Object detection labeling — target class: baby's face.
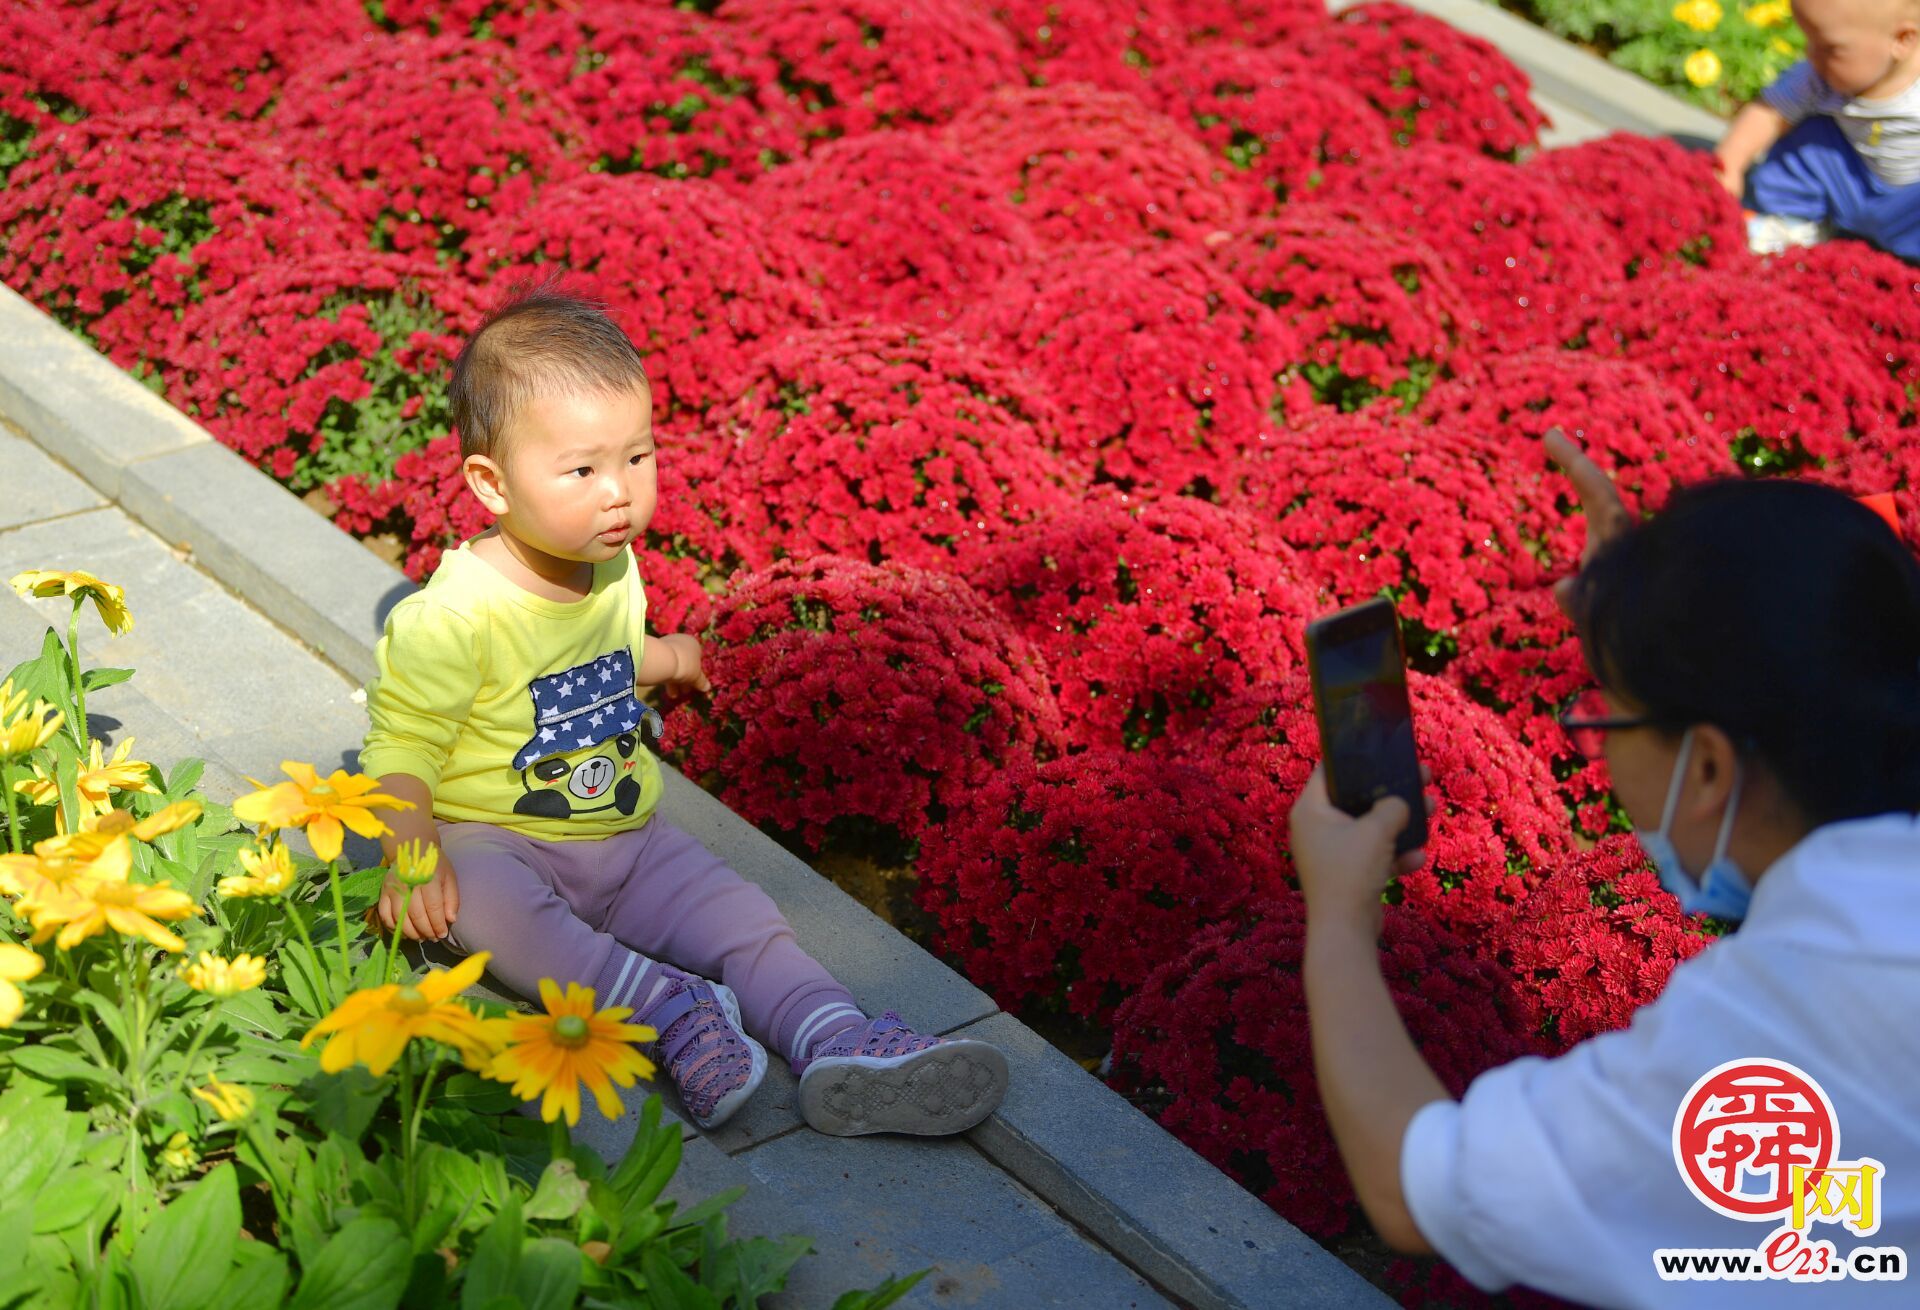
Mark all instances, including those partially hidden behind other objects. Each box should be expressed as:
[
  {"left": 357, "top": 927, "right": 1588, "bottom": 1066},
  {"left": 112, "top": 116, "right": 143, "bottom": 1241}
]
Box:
[
  {"left": 489, "top": 382, "right": 658, "bottom": 566},
  {"left": 1796, "top": 0, "right": 1920, "bottom": 96}
]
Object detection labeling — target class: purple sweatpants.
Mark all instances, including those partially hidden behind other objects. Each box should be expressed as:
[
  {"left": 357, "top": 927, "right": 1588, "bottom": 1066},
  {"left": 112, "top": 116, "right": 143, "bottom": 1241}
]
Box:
[{"left": 438, "top": 815, "right": 863, "bottom": 1066}]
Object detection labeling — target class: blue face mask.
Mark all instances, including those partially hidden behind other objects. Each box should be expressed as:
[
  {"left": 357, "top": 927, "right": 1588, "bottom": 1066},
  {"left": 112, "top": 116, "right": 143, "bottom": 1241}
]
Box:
[{"left": 1635, "top": 726, "right": 1753, "bottom": 921}]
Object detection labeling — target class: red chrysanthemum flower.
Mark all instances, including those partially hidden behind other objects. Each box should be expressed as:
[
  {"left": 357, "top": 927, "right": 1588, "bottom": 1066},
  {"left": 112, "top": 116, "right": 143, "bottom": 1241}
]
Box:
[
  {"left": 1527, "top": 133, "right": 1751, "bottom": 278},
  {"left": 942, "top": 82, "right": 1246, "bottom": 247},
  {"left": 982, "top": 0, "right": 1186, "bottom": 91},
  {"left": 1767, "top": 237, "right": 1920, "bottom": 419},
  {"left": 1159, "top": 0, "right": 1325, "bottom": 44},
  {"left": 750, "top": 132, "right": 1040, "bottom": 326}
]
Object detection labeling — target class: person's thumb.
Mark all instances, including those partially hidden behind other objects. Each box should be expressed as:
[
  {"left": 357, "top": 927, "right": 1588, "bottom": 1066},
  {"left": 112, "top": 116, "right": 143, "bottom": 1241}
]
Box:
[{"left": 1365, "top": 795, "right": 1411, "bottom": 844}]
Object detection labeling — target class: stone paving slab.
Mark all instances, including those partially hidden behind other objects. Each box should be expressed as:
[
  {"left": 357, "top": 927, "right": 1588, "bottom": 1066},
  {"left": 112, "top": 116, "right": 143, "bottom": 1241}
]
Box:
[{"left": 0, "top": 425, "right": 103, "bottom": 532}]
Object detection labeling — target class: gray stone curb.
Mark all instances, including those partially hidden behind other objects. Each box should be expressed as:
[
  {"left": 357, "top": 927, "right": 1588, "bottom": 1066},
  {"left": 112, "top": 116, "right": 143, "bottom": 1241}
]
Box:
[
  {"left": 0, "top": 281, "right": 1383, "bottom": 1307},
  {"left": 1333, "top": 0, "right": 1728, "bottom": 145}
]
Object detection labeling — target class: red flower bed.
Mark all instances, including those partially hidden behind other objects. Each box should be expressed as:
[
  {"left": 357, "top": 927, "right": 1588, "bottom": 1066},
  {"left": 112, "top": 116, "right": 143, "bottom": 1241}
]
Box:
[
  {"left": 941, "top": 82, "right": 1245, "bottom": 247},
  {"left": 465, "top": 173, "right": 825, "bottom": 422},
  {"left": 1142, "top": 46, "right": 1392, "bottom": 209},
  {"left": 1184, "top": 670, "right": 1574, "bottom": 881},
  {"left": 1528, "top": 134, "right": 1750, "bottom": 277},
  {"left": 1398, "top": 835, "right": 1719, "bottom": 1050},
  {"left": 1213, "top": 206, "right": 1472, "bottom": 412},
  {"left": 0, "top": 106, "right": 354, "bottom": 364},
  {"left": 915, "top": 749, "right": 1288, "bottom": 1023},
  {"left": 272, "top": 32, "right": 586, "bottom": 254},
  {"left": 1161, "top": 0, "right": 1325, "bottom": 44},
  {"left": 962, "top": 494, "right": 1321, "bottom": 750},
  {"left": 960, "top": 242, "right": 1305, "bottom": 494},
  {"left": 157, "top": 253, "right": 481, "bottom": 489},
  {"left": 1582, "top": 266, "right": 1903, "bottom": 470},
  {"left": 661, "top": 555, "right": 1066, "bottom": 856},
  {"left": 982, "top": 0, "right": 1186, "bottom": 90},
  {"left": 1812, "top": 425, "right": 1920, "bottom": 548},
  {"left": 712, "top": 324, "right": 1084, "bottom": 573},
  {"left": 750, "top": 132, "right": 1040, "bottom": 326},
  {"left": 723, "top": 0, "right": 1022, "bottom": 140},
  {"left": 78, "top": 0, "right": 372, "bottom": 120},
  {"left": 1109, "top": 892, "right": 1541, "bottom": 1237},
  {"left": 1321, "top": 144, "right": 1623, "bottom": 351},
  {"left": 1293, "top": 3, "right": 1545, "bottom": 158},
  {"left": 1224, "top": 412, "right": 1580, "bottom": 645},
  {"left": 509, "top": 0, "right": 801, "bottom": 188},
  {"left": 1767, "top": 239, "right": 1920, "bottom": 415},
  {"left": 1, "top": 1, "right": 133, "bottom": 174}
]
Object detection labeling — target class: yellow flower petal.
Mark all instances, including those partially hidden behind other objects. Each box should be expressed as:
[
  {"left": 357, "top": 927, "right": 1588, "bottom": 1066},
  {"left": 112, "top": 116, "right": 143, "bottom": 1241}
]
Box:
[
  {"left": 0, "top": 943, "right": 46, "bottom": 983},
  {"left": 1685, "top": 48, "right": 1724, "bottom": 86},
  {"left": 9, "top": 570, "right": 132, "bottom": 635}
]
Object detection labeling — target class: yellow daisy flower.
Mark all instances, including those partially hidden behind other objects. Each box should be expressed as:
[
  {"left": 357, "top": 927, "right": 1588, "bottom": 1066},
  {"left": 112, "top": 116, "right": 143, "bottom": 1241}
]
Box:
[
  {"left": 1745, "top": 0, "right": 1791, "bottom": 27},
  {"left": 10, "top": 569, "right": 133, "bottom": 636},
  {"left": 13, "top": 837, "right": 198, "bottom": 953},
  {"left": 0, "top": 682, "right": 63, "bottom": 763},
  {"left": 15, "top": 737, "right": 160, "bottom": 825},
  {"left": 35, "top": 800, "right": 203, "bottom": 861},
  {"left": 301, "top": 952, "right": 497, "bottom": 1077},
  {"left": 181, "top": 951, "right": 267, "bottom": 997},
  {"left": 217, "top": 839, "right": 298, "bottom": 898},
  {"left": 0, "top": 943, "right": 46, "bottom": 1028},
  {"left": 234, "top": 762, "right": 413, "bottom": 863},
  {"left": 158, "top": 1132, "right": 199, "bottom": 1171},
  {"left": 1686, "top": 48, "right": 1724, "bottom": 86},
  {"left": 392, "top": 838, "right": 440, "bottom": 888},
  {"left": 192, "top": 1078, "right": 255, "bottom": 1123},
  {"left": 487, "top": 979, "right": 657, "bottom": 1126},
  {"left": 1673, "top": 0, "right": 1723, "bottom": 31}
]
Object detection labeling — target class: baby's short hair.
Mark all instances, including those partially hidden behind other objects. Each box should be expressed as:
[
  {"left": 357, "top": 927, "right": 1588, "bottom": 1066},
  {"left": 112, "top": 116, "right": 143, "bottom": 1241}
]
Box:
[{"left": 448, "top": 281, "right": 649, "bottom": 463}]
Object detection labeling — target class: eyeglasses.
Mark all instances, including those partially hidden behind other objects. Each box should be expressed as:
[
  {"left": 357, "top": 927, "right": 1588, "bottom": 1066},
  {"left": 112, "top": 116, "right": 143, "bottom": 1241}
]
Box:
[{"left": 1558, "top": 687, "right": 1652, "bottom": 761}]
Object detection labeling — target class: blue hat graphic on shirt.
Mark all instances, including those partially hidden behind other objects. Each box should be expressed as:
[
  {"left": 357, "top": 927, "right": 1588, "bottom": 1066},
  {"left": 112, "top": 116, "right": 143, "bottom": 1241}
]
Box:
[{"left": 514, "top": 650, "right": 662, "bottom": 770}]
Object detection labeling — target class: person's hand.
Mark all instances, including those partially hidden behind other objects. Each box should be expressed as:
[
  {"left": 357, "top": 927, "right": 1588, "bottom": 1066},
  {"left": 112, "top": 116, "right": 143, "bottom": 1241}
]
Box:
[
  {"left": 378, "top": 856, "right": 460, "bottom": 942},
  {"left": 1544, "top": 427, "right": 1632, "bottom": 617},
  {"left": 1290, "top": 765, "right": 1429, "bottom": 930},
  {"left": 1713, "top": 154, "right": 1746, "bottom": 199},
  {"left": 662, "top": 633, "right": 712, "bottom": 694}
]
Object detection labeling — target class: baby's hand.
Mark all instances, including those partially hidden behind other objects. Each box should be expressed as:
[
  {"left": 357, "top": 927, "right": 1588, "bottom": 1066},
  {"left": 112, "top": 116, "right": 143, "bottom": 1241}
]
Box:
[
  {"left": 379, "top": 856, "right": 460, "bottom": 942},
  {"left": 664, "top": 633, "right": 712, "bottom": 694}
]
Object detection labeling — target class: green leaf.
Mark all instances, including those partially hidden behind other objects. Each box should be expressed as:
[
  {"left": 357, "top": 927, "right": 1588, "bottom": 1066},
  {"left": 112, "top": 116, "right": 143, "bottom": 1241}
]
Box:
[
  {"left": 128, "top": 1162, "right": 240, "bottom": 1310},
  {"left": 299, "top": 1065, "right": 389, "bottom": 1144},
  {"left": 831, "top": 1269, "right": 933, "bottom": 1310},
  {"left": 286, "top": 1216, "right": 410, "bottom": 1310},
  {"left": 640, "top": 1244, "right": 721, "bottom": 1310},
  {"left": 80, "top": 667, "right": 133, "bottom": 693},
  {"left": 210, "top": 1242, "right": 289, "bottom": 1306},
  {"left": 6, "top": 1044, "right": 118, "bottom": 1092},
  {"left": 704, "top": 1233, "right": 810, "bottom": 1306},
  {"left": 3, "top": 628, "right": 75, "bottom": 715},
  {"left": 279, "top": 937, "right": 333, "bottom": 1018},
  {"left": 461, "top": 1194, "right": 524, "bottom": 1310},
  {"left": 31, "top": 1167, "right": 116, "bottom": 1235},
  {"left": 69, "top": 987, "right": 135, "bottom": 1055},
  {"left": 525, "top": 1159, "right": 590, "bottom": 1222},
  {"left": 512, "top": 1239, "right": 583, "bottom": 1310},
  {"left": 0, "top": 1088, "right": 72, "bottom": 1197}
]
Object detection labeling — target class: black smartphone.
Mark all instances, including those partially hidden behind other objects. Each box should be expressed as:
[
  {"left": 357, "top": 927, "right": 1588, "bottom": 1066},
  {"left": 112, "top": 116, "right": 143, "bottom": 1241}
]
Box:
[{"left": 1305, "top": 597, "right": 1427, "bottom": 855}]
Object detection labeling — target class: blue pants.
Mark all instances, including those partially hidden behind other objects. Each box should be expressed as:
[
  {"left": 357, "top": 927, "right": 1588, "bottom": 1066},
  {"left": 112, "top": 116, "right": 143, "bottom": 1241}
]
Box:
[{"left": 1748, "top": 116, "right": 1920, "bottom": 261}]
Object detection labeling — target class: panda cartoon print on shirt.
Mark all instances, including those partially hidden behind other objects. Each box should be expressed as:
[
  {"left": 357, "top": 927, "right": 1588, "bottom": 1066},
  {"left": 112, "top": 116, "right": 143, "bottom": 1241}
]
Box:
[{"left": 511, "top": 648, "right": 664, "bottom": 821}]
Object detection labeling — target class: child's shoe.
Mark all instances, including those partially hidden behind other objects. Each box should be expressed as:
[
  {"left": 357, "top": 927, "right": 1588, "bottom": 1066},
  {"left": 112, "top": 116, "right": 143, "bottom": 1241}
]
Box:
[
  {"left": 794, "top": 1011, "right": 1009, "bottom": 1137},
  {"left": 635, "top": 978, "right": 767, "bottom": 1131},
  {"left": 1747, "top": 211, "right": 1833, "bottom": 255}
]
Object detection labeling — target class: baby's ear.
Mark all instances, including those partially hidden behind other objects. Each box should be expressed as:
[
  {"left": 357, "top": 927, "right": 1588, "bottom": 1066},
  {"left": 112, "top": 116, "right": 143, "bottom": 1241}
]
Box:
[{"left": 462, "top": 453, "right": 510, "bottom": 514}]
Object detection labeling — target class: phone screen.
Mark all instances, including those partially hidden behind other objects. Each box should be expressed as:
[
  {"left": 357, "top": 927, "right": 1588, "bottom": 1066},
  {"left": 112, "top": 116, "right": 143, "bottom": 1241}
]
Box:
[{"left": 1307, "top": 601, "right": 1427, "bottom": 854}]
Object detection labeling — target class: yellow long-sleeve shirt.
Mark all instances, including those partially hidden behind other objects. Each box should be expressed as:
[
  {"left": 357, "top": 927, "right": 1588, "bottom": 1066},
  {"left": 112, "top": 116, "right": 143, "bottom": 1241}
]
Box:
[{"left": 359, "top": 541, "right": 663, "bottom": 841}]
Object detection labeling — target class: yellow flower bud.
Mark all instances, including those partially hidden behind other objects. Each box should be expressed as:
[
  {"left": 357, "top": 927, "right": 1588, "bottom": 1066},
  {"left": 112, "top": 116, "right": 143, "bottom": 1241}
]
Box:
[
  {"left": 219, "top": 840, "right": 297, "bottom": 898},
  {"left": 159, "top": 1132, "right": 199, "bottom": 1171},
  {"left": 392, "top": 838, "right": 440, "bottom": 888},
  {"left": 191, "top": 1078, "right": 255, "bottom": 1124},
  {"left": 181, "top": 951, "right": 267, "bottom": 998},
  {"left": 1686, "top": 48, "right": 1725, "bottom": 87}
]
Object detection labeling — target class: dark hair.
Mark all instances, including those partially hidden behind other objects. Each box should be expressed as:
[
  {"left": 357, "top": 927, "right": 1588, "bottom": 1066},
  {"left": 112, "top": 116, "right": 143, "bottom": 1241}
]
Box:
[
  {"left": 448, "top": 281, "right": 648, "bottom": 463},
  {"left": 1572, "top": 477, "right": 1920, "bottom": 827}
]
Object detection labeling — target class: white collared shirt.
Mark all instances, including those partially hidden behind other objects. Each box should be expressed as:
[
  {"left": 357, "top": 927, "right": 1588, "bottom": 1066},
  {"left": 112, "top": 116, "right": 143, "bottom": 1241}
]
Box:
[{"left": 1401, "top": 812, "right": 1920, "bottom": 1307}]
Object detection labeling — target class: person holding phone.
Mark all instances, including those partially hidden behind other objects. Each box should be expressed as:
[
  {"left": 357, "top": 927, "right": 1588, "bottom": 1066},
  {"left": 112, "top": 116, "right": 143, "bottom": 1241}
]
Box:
[{"left": 1292, "top": 431, "right": 1920, "bottom": 1306}]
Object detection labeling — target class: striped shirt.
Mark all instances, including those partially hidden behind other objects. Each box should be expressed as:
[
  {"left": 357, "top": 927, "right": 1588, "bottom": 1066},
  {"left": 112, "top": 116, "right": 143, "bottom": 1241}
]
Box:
[{"left": 1763, "top": 60, "right": 1920, "bottom": 187}]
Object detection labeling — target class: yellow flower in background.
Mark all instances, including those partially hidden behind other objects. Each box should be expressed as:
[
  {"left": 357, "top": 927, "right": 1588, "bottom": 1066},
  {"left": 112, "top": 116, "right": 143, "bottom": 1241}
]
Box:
[
  {"left": 487, "top": 979, "right": 657, "bottom": 1126},
  {"left": 159, "top": 1132, "right": 198, "bottom": 1171},
  {"left": 218, "top": 839, "right": 298, "bottom": 898},
  {"left": 234, "top": 762, "right": 413, "bottom": 863},
  {"left": 0, "top": 682, "right": 63, "bottom": 763},
  {"left": 301, "top": 952, "right": 497, "bottom": 1076},
  {"left": 14, "top": 738, "right": 159, "bottom": 825},
  {"left": 13, "top": 837, "right": 198, "bottom": 953},
  {"left": 392, "top": 839, "right": 439, "bottom": 888},
  {"left": 1686, "top": 48, "right": 1725, "bottom": 86},
  {"left": 3, "top": 827, "right": 130, "bottom": 899},
  {"left": 1673, "top": 0, "right": 1724, "bottom": 31},
  {"left": 191, "top": 1078, "right": 255, "bottom": 1123},
  {"left": 1746, "top": 0, "right": 1792, "bottom": 26},
  {"left": 0, "top": 943, "right": 46, "bottom": 1027},
  {"left": 182, "top": 951, "right": 267, "bottom": 997},
  {"left": 9, "top": 569, "right": 133, "bottom": 635},
  {"left": 36, "top": 800, "right": 203, "bottom": 861},
  {"left": 1772, "top": 35, "right": 1796, "bottom": 54}
]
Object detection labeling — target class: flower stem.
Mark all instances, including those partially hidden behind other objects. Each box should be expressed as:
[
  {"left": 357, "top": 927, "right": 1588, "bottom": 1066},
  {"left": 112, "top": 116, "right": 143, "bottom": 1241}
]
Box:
[
  {"left": 66, "top": 600, "right": 86, "bottom": 747},
  {"left": 549, "top": 1116, "right": 571, "bottom": 1166},
  {"left": 327, "top": 859, "right": 352, "bottom": 1000},
  {"left": 398, "top": 1054, "right": 416, "bottom": 1225},
  {"left": 0, "top": 757, "right": 21, "bottom": 856},
  {"left": 384, "top": 885, "right": 415, "bottom": 986},
  {"left": 164, "top": 1004, "right": 222, "bottom": 1104}
]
